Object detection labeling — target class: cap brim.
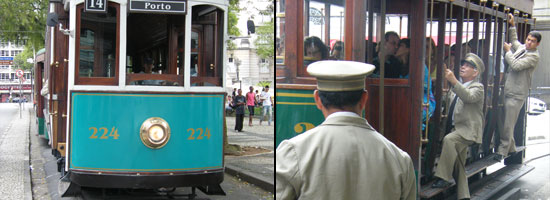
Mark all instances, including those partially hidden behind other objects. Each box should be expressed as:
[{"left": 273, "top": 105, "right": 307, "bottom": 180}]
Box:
[{"left": 461, "top": 59, "right": 477, "bottom": 69}]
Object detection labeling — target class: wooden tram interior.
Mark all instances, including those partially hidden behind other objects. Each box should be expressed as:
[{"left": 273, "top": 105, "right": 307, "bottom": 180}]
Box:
[{"left": 276, "top": 0, "right": 536, "bottom": 198}]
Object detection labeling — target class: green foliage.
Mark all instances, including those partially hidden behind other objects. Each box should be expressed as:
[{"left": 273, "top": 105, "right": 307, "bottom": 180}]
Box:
[
  {"left": 13, "top": 48, "right": 34, "bottom": 71},
  {"left": 253, "top": 2, "right": 274, "bottom": 61},
  {"left": 0, "top": 0, "right": 48, "bottom": 50},
  {"left": 227, "top": 0, "right": 241, "bottom": 50}
]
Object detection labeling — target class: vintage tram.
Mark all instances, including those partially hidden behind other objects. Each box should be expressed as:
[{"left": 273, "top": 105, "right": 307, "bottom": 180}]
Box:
[
  {"left": 34, "top": 0, "right": 228, "bottom": 196},
  {"left": 276, "top": 0, "right": 536, "bottom": 199}
]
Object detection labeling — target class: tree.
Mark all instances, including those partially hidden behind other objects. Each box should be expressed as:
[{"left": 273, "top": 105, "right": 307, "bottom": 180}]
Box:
[
  {"left": 13, "top": 48, "right": 34, "bottom": 71},
  {"left": 0, "top": 0, "right": 48, "bottom": 50},
  {"left": 253, "top": 2, "right": 274, "bottom": 62},
  {"left": 227, "top": 0, "right": 242, "bottom": 50}
]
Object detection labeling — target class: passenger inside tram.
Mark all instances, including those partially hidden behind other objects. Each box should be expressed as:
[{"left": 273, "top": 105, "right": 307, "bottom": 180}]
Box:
[
  {"left": 130, "top": 57, "right": 165, "bottom": 86},
  {"left": 304, "top": 36, "right": 329, "bottom": 65},
  {"left": 371, "top": 31, "right": 402, "bottom": 78},
  {"left": 426, "top": 37, "right": 438, "bottom": 79},
  {"left": 395, "top": 38, "right": 436, "bottom": 127},
  {"left": 329, "top": 40, "right": 344, "bottom": 60}
]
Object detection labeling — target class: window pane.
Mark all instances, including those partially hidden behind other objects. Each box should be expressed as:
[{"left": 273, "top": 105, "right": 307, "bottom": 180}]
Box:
[
  {"left": 191, "top": 5, "right": 224, "bottom": 86},
  {"left": 79, "top": 6, "right": 117, "bottom": 78},
  {"left": 303, "top": 0, "right": 345, "bottom": 72}
]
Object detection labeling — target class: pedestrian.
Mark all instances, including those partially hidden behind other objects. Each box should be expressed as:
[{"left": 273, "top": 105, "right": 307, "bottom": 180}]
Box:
[
  {"left": 259, "top": 86, "right": 273, "bottom": 126},
  {"left": 276, "top": 61, "right": 416, "bottom": 200},
  {"left": 232, "top": 88, "right": 237, "bottom": 98},
  {"left": 233, "top": 89, "right": 246, "bottom": 132},
  {"left": 431, "top": 53, "right": 485, "bottom": 200},
  {"left": 496, "top": 13, "right": 541, "bottom": 161},
  {"left": 246, "top": 86, "right": 256, "bottom": 126}
]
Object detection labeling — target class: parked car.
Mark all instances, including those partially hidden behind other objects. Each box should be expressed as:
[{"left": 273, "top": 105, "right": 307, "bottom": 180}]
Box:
[{"left": 527, "top": 97, "right": 546, "bottom": 115}]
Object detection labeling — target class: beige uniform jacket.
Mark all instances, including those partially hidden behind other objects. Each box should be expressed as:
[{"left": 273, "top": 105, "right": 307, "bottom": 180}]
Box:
[
  {"left": 447, "top": 81, "right": 484, "bottom": 143},
  {"left": 503, "top": 27, "right": 539, "bottom": 99},
  {"left": 276, "top": 115, "right": 416, "bottom": 200}
]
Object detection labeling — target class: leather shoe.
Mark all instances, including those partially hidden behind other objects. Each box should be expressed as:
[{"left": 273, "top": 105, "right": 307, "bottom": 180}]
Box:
[
  {"left": 493, "top": 154, "right": 503, "bottom": 162},
  {"left": 431, "top": 178, "right": 452, "bottom": 188}
]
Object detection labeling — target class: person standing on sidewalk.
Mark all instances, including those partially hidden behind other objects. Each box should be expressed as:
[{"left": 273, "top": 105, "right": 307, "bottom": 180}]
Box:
[
  {"left": 259, "top": 86, "right": 273, "bottom": 126},
  {"left": 496, "top": 13, "right": 541, "bottom": 161},
  {"left": 276, "top": 61, "right": 416, "bottom": 200},
  {"left": 233, "top": 89, "right": 246, "bottom": 132},
  {"left": 246, "top": 86, "right": 256, "bottom": 126}
]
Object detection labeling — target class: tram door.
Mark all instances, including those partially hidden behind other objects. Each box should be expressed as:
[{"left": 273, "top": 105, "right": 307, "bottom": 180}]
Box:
[
  {"left": 191, "top": 5, "right": 222, "bottom": 86},
  {"left": 51, "top": 6, "right": 69, "bottom": 154}
]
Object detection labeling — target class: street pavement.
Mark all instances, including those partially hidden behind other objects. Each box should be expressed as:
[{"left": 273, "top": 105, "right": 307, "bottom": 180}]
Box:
[
  {"left": 225, "top": 115, "right": 275, "bottom": 193},
  {"left": 0, "top": 103, "right": 32, "bottom": 200}
]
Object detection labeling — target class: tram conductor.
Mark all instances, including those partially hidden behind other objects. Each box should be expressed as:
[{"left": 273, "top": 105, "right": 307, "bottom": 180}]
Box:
[
  {"left": 275, "top": 61, "right": 416, "bottom": 200},
  {"left": 432, "top": 53, "right": 485, "bottom": 200}
]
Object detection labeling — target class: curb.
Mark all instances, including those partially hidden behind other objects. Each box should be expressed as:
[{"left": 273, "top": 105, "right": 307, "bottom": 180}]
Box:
[
  {"left": 225, "top": 165, "right": 274, "bottom": 193},
  {"left": 24, "top": 108, "right": 33, "bottom": 200}
]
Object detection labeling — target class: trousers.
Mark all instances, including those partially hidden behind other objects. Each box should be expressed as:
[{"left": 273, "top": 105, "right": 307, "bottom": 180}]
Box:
[
  {"left": 434, "top": 132, "right": 474, "bottom": 199},
  {"left": 498, "top": 96, "right": 523, "bottom": 156}
]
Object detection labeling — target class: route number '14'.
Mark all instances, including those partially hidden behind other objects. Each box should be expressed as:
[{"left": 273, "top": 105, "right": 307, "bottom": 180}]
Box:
[{"left": 86, "top": 0, "right": 106, "bottom": 12}]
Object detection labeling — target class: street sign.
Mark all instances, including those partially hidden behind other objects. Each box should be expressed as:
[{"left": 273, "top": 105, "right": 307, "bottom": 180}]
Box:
[
  {"left": 16, "top": 69, "right": 24, "bottom": 78},
  {"left": 0, "top": 60, "right": 13, "bottom": 65}
]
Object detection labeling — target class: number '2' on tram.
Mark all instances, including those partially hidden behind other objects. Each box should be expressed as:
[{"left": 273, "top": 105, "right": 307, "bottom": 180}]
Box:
[{"left": 34, "top": 0, "right": 229, "bottom": 196}]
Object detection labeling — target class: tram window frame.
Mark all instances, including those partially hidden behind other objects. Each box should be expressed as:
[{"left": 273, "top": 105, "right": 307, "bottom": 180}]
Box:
[
  {"left": 74, "top": 2, "right": 120, "bottom": 86},
  {"left": 299, "top": 0, "right": 346, "bottom": 78}
]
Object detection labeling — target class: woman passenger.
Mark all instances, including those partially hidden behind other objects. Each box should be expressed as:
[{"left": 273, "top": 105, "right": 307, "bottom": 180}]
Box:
[
  {"left": 304, "top": 36, "right": 329, "bottom": 64},
  {"left": 397, "top": 38, "right": 436, "bottom": 129}
]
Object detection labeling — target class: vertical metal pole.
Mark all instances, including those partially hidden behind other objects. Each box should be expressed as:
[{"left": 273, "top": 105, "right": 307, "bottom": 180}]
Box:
[
  {"left": 20, "top": 78, "right": 22, "bottom": 118},
  {"left": 379, "top": 0, "right": 386, "bottom": 135}
]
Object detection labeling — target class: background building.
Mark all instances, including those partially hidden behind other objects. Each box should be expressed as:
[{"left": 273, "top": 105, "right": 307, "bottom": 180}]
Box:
[
  {"left": 226, "top": 0, "right": 274, "bottom": 94},
  {"left": 0, "top": 40, "right": 32, "bottom": 103}
]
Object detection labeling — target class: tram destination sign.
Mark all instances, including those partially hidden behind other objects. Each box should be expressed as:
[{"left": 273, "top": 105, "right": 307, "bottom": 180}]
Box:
[{"left": 130, "top": 0, "right": 187, "bottom": 14}]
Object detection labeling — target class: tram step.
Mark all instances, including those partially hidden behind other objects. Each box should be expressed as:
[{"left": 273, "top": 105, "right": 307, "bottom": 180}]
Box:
[
  {"left": 495, "top": 187, "right": 521, "bottom": 200},
  {"left": 419, "top": 146, "right": 526, "bottom": 199},
  {"left": 469, "top": 165, "right": 533, "bottom": 200}
]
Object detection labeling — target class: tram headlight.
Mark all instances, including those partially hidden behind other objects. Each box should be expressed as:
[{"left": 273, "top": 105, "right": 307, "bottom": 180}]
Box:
[{"left": 140, "top": 117, "right": 171, "bottom": 149}]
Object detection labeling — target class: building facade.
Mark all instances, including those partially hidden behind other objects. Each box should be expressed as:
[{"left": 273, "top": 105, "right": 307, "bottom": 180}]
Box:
[
  {"left": 226, "top": 0, "right": 274, "bottom": 94},
  {"left": 0, "top": 40, "right": 32, "bottom": 103}
]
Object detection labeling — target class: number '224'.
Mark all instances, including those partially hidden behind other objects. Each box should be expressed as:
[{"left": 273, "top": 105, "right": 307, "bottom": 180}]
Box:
[
  {"left": 89, "top": 127, "right": 119, "bottom": 139},
  {"left": 187, "top": 128, "right": 211, "bottom": 140}
]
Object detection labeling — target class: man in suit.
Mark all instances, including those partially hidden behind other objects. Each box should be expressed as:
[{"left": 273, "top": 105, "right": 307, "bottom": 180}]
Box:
[
  {"left": 276, "top": 61, "right": 416, "bottom": 200},
  {"left": 432, "top": 53, "right": 485, "bottom": 200},
  {"left": 496, "top": 13, "right": 541, "bottom": 161}
]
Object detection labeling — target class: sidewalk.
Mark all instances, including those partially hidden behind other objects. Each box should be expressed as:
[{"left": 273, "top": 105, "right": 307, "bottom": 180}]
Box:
[
  {"left": 225, "top": 115, "right": 274, "bottom": 193},
  {"left": 0, "top": 104, "right": 32, "bottom": 200}
]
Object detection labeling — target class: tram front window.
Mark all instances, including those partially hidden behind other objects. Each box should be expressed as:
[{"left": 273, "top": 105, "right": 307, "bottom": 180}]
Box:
[
  {"left": 75, "top": 3, "right": 119, "bottom": 85},
  {"left": 126, "top": 13, "right": 184, "bottom": 86}
]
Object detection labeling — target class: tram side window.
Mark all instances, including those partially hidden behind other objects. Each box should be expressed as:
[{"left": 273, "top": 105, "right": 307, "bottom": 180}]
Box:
[
  {"left": 191, "top": 5, "right": 224, "bottom": 86},
  {"left": 301, "top": 0, "right": 345, "bottom": 76},
  {"left": 75, "top": 3, "right": 119, "bottom": 85},
  {"left": 276, "top": 0, "right": 285, "bottom": 65}
]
